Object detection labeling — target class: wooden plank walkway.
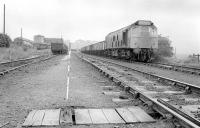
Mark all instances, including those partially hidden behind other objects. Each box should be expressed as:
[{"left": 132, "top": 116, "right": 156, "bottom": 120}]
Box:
[
  {"left": 23, "top": 107, "right": 155, "bottom": 126},
  {"left": 23, "top": 110, "right": 37, "bottom": 126},
  {"left": 75, "top": 107, "right": 154, "bottom": 125},
  {"left": 102, "top": 109, "right": 125, "bottom": 124},
  {"left": 23, "top": 109, "right": 61, "bottom": 127},
  {"left": 116, "top": 108, "right": 139, "bottom": 123},
  {"left": 89, "top": 109, "right": 109, "bottom": 124},
  {"left": 31, "top": 110, "right": 45, "bottom": 126},
  {"left": 42, "top": 109, "right": 60, "bottom": 126},
  {"left": 75, "top": 109, "right": 92, "bottom": 124},
  {"left": 127, "top": 107, "right": 155, "bottom": 123}
]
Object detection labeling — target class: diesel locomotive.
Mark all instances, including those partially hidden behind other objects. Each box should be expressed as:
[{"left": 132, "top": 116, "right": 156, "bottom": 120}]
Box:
[{"left": 81, "top": 20, "right": 158, "bottom": 62}]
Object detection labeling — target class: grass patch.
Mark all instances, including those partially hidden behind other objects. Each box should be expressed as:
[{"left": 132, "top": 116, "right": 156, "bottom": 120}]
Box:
[{"left": 0, "top": 45, "right": 51, "bottom": 63}]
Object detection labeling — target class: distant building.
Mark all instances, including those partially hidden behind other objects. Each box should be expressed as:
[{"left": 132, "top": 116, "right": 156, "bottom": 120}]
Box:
[
  {"left": 33, "top": 35, "right": 64, "bottom": 50},
  {"left": 34, "top": 35, "right": 45, "bottom": 44}
]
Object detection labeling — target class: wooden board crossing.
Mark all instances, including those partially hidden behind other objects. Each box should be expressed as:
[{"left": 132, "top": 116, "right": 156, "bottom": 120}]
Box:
[
  {"left": 31, "top": 110, "right": 45, "bottom": 126},
  {"left": 116, "top": 108, "right": 139, "bottom": 123},
  {"left": 116, "top": 107, "right": 155, "bottom": 123},
  {"left": 23, "top": 109, "right": 60, "bottom": 127},
  {"left": 102, "top": 109, "right": 125, "bottom": 124},
  {"left": 42, "top": 109, "right": 60, "bottom": 126},
  {"left": 23, "top": 110, "right": 37, "bottom": 126},
  {"left": 75, "top": 107, "right": 154, "bottom": 124},
  {"left": 75, "top": 109, "right": 92, "bottom": 124},
  {"left": 127, "top": 107, "right": 155, "bottom": 123},
  {"left": 89, "top": 109, "right": 109, "bottom": 124},
  {"left": 23, "top": 107, "right": 155, "bottom": 126}
]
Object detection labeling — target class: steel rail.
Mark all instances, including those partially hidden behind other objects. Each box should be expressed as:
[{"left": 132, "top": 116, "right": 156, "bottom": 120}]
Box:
[
  {"left": 155, "top": 62, "right": 200, "bottom": 71},
  {"left": 0, "top": 55, "right": 55, "bottom": 76},
  {"left": 0, "top": 55, "right": 42, "bottom": 65},
  {"left": 85, "top": 54, "right": 200, "bottom": 75},
  {"left": 85, "top": 54, "right": 200, "bottom": 93},
  {"left": 144, "top": 62, "right": 200, "bottom": 75},
  {"left": 119, "top": 58, "right": 200, "bottom": 75}
]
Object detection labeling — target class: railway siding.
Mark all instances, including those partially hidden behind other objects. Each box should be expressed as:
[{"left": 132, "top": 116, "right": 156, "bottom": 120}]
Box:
[
  {"left": 85, "top": 54, "right": 200, "bottom": 86},
  {"left": 142, "top": 62, "right": 200, "bottom": 76},
  {"left": 0, "top": 54, "right": 54, "bottom": 77}
]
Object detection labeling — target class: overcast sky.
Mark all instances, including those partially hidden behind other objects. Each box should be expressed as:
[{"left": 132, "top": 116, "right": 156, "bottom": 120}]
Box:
[{"left": 0, "top": 0, "right": 200, "bottom": 54}]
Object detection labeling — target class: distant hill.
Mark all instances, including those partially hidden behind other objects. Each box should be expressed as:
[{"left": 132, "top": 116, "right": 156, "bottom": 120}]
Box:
[{"left": 71, "top": 40, "right": 98, "bottom": 50}]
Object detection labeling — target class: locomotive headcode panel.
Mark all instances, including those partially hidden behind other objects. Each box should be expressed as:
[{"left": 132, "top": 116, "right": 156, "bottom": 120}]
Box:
[{"left": 135, "top": 20, "right": 153, "bottom": 26}]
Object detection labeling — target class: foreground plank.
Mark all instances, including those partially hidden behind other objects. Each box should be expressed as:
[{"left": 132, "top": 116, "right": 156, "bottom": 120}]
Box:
[
  {"left": 32, "top": 110, "right": 45, "bottom": 126},
  {"left": 127, "top": 107, "right": 155, "bottom": 123},
  {"left": 116, "top": 108, "right": 139, "bottom": 123},
  {"left": 89, "top": 109, "right": 109, "bottom": 124},
  {"left": 23, "top": 110, "right": 37, "bottom": 126},
  {"left": 42, "top": 109, "right": 61, "bottom": 126},
  {"left": 102, "top": 109, "right": 125, "bottom": 124},
  {"left": 75, "top": 109, "right": 92, "bottom": 124}
]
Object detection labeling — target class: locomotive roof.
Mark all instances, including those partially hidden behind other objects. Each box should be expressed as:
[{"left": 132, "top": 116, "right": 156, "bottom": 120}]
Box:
[{"left": 106, "top": 20, "right": 157, "bottom": 36}]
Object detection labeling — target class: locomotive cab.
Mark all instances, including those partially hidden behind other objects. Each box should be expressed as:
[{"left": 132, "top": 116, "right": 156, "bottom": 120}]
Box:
[{"left": 130, "top": 20, "right": 158, "bottom": 61}]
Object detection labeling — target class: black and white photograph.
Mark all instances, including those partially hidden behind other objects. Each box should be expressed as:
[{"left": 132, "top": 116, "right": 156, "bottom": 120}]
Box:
[{"left": 0, "top": 0, "right": 200, "bottom": 128}]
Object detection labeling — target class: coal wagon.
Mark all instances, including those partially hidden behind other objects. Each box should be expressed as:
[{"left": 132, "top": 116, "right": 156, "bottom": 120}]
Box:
[{"left": 50, "top": 38, "right": 68, "bottom": 54}]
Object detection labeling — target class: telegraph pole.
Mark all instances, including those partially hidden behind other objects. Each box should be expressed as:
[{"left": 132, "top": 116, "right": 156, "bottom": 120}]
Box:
[{"left": 3, "top": 4, "right": 5, "bottom": 34}]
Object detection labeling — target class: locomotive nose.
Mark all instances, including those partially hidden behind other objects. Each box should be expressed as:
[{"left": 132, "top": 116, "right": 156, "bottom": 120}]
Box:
[{"left": 134, "top": 37, "right": 157, "bottom": 49}]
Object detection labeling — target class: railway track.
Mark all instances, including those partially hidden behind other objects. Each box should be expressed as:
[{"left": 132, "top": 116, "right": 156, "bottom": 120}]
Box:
[
  {"left": 83, "top": 54, "right": 200, "bottom": 76},
  {"left": 77, "top": 53, "right": 200, "bottom": 128},
  {"left": 136, "top": 62, "right": 200, "bottom": 76},
  {"left": 0, "top": 54, "right": 55, "bottom": 76}
]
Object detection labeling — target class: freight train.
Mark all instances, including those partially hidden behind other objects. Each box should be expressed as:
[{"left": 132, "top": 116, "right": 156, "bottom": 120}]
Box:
[
  {"left": 51, "top": 40, "right": 68, "bottom": 54},
  {"left": 81, "top": 20, "right": 158, "bottom": 62}
]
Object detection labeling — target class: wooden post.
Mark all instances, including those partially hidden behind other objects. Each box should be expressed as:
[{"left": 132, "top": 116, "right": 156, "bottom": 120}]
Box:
[{"left": 193, "top": 54, "right": 200, "bottom": 63}]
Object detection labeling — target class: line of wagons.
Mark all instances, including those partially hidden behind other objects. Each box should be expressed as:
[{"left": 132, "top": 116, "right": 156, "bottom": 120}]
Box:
[
  {"left": 50, "top": 39, "right": 68, "bottom": 54},
  {"left": 81, "top": 20, "right": 158, "bottom": 62}
]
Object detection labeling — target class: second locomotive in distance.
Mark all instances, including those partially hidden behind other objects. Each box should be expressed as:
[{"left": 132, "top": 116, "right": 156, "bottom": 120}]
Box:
[{"left": 81, "top": 20, "right": 158, "bottom": 62}]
